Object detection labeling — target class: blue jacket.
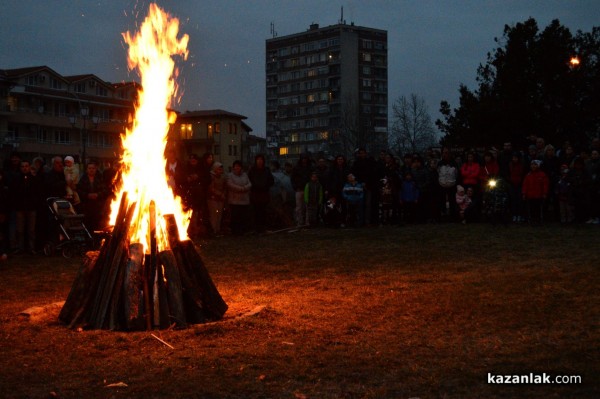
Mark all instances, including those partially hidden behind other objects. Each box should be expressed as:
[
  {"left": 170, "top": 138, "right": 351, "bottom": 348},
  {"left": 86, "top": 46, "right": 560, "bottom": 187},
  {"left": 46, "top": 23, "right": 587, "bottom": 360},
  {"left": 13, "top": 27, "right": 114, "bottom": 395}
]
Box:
[
  {"left": 342, "top": 182, "right": 364, "bottom": 204},
  {"left": 400, "top": 180, "right": 419, "bottom": 203}
]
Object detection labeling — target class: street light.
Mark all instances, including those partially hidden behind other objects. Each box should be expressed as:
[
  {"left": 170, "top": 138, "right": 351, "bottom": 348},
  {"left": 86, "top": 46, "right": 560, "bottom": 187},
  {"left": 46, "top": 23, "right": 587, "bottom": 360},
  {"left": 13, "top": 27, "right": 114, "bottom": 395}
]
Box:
[
  {"left": 69, "top": 105, "right": 99, "bottom": 167},
  {"left": 569, "top": 56, "right": 580, "bottom": 68}
]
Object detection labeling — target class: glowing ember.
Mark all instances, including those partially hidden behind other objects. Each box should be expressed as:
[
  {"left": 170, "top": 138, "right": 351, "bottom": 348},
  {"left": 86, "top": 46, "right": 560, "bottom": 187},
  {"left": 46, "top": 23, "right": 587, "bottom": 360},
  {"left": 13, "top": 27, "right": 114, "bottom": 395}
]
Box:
[{"left": 110, "top": 3, "right": 190, "bottom": 252}]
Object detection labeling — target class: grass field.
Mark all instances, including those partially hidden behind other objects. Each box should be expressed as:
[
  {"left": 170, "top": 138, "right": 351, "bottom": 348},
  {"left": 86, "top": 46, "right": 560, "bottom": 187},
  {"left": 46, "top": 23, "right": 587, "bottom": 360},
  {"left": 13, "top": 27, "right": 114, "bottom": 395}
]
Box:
[{"left": 0, "top": 223, "right": 598, "bottom": 398}]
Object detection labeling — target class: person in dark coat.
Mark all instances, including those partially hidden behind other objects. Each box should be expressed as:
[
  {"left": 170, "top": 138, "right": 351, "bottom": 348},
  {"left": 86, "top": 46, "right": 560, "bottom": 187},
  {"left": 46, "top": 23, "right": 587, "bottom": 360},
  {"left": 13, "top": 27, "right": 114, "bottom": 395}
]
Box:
[
  {"left": 44, "top": 156, "right": 68, "bottom": 199},
  {"left": 102, "top": 160, "right": 122, "bottom": 201},
  {"left": 182, "top": 154, "right": 204, "bottom": 237},
  {"left": 9, "top": 160, "right": 43, "bottom": 254},
  {"left": 290, "top": 154, "right": 313, "bottom": 226},
  {"left": 248, "top": 154, "right": 275, "bottom": 233},
  {"left": 77, "top": 161, "right": 108, "bottom": 231},
  {"left": 325, "top": 155, "right": 350, "bottom": 223},
  {"left": 350, "top": 148, "right": 380, "bottom": 225}
]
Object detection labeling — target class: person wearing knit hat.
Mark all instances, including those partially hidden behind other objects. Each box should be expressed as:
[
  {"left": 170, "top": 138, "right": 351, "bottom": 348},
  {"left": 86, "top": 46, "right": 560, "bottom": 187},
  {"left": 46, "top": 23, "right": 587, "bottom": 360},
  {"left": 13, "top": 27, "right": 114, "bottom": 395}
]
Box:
[
  {"left": 211, "top": 161, "right": 223, "bottom": 172},
  {"left": 530, "top": 159, "right": 543, "bottom": 167},
  {"left": 63, "top": 155, "right": 80, "bottom": 204}
]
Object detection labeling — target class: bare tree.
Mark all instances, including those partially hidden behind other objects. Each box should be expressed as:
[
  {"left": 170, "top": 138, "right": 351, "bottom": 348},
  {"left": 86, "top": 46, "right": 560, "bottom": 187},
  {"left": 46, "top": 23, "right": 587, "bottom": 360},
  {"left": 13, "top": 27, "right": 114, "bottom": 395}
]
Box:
[
  {"left": 390, "top": 94, "right": 437, "bottom": 155},
  {"left": 337, "top": 94, "right": 363, "bottom": 158}
]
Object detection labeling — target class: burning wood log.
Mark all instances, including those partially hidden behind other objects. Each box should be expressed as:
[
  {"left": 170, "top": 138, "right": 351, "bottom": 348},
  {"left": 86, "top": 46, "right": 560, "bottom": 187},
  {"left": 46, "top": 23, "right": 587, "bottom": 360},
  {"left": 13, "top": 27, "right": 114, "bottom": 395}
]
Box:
[
  {"left": 123, "top": 243, "right": 144, "bottom": 331},
  {"left": 58, "top": 251, "right": 99, "bottom": 326},
  {"left": 158, "top": 250, "right": 187, "bottom": 329},
  {"left": 59, "top": 193, "right": 129, "bottom": 328},
  {"left": 164, "top": 214, "right": 228, "bottom": 322},
  {"left": 92, "top": 200, "right": 137, "bottom": 329}
]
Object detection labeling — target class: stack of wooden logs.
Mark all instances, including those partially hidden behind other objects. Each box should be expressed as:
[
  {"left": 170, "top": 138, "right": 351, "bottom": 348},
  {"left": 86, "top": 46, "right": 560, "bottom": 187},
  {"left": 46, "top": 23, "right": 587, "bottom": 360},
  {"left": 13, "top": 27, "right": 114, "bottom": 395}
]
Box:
[{"left": 59, "top": 192, "right": 228, "bottom": 330}]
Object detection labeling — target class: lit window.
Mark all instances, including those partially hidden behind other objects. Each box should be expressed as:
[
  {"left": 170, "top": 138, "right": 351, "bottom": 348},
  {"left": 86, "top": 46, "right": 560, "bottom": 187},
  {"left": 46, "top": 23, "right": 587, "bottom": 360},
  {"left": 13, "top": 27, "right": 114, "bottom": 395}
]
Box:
[
  {"left": 279, "top": 147, "right": 289, "bottom": 155},
  {"left": 215, "top": 122, "right": 220, "bottom": 134},
  {"left": 207, "top": 123, "right": 213, "bottom": 139},
  {"left": 180, "top": 124, "right": 193, "bottom": 139}
]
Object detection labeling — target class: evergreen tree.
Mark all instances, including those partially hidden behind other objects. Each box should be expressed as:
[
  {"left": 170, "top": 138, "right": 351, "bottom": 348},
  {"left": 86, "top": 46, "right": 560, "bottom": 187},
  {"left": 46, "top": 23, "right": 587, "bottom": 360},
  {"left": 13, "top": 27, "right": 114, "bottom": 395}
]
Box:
[{"left": 437, "top": 18, "right": 599, "bottom": 149}]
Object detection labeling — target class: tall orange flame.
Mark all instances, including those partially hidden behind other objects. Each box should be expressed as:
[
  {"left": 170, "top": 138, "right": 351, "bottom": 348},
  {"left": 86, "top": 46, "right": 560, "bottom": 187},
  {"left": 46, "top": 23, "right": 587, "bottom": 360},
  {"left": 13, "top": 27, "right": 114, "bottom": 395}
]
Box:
[{"left": 110, "top": 3, "right": 190, "bottom": 252}]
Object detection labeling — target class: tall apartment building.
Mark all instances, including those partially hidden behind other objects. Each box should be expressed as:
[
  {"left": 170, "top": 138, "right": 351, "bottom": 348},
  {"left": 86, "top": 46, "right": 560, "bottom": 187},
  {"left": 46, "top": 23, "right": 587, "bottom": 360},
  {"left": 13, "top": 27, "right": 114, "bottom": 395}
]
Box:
[{"left": 266, "top": 22, "right": 388, "bottom": 162}]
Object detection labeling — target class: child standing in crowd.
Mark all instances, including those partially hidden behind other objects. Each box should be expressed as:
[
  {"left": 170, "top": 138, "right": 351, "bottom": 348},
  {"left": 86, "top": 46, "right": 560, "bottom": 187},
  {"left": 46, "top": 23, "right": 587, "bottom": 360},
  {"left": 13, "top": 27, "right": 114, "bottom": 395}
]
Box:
[
  {"left": 455, "top": 185, "right": 471, "bottom": 224},
  {"left": 323, "top": 196, "right": 343, "bottom": 228},
  {"left": 304, "top": 172, "right": 323, "bottom": 227},
  {"left": 400, "top": 171, "right": 419, "bottom": 224},
  {"left": 482, "top": 177, "right": 510, "bottom": 225},
  {"left": 379, "top": 177, "right": 394, "bottom": 225},
  {"left": 555, "top": 165, "right": 573, "bottom": 224},
  {"left": 63, "top": 156, "right": 80, "bottom": 206},
  {"left": 522, "top": 160, "right": 549, "bottom": 225},
  {"left": 342, "top": 174, "right": 364, "bottom": 227}
]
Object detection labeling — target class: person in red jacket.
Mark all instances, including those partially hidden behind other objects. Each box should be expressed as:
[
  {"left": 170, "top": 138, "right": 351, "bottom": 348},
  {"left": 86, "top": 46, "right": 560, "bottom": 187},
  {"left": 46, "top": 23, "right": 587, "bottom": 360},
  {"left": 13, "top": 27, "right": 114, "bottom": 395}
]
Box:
[
  {"left": 460, "top": 152, "right": 480, "bottom": 190},
  {"left": 522, "top": 159, "right": 549, "bottom": 225}
]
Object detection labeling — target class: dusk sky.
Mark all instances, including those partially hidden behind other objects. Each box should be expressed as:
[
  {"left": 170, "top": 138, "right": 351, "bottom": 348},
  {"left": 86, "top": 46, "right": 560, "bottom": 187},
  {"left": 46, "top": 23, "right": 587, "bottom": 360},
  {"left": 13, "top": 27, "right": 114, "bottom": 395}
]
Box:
[{"left": 1, "top": 0, "right": 597, "bottom": 138}]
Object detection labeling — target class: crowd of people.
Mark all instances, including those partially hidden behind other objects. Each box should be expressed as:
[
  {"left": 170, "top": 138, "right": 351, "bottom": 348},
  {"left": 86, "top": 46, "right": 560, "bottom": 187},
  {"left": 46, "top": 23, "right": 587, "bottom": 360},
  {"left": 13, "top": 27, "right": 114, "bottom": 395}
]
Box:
[
  {"left": 0, "top": 153, "right": 118, "bottom": 260},
  {"left": 1, "top": 135, "right": 598, "bottom": 260},
  {"left": 164, "top": 136, "right": 600, "bottom": 238}
]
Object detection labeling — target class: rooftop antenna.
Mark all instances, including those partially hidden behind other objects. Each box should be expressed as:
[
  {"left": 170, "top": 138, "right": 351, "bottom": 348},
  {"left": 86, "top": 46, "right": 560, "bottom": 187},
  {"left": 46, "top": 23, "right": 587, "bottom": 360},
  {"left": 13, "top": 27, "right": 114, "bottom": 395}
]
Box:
[
  {"left": 270, "top": 22, "right": 277, "bottom": 38},
  {"left": 340, "top": 6, "right": 344, "bottom": 24}
]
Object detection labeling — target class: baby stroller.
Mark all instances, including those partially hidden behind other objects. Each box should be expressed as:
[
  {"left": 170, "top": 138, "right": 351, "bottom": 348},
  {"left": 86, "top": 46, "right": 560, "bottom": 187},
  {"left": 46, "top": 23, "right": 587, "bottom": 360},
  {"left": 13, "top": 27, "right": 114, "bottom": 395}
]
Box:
[{"left": 43, "top": 197, "right": 94, "bottom": 258}]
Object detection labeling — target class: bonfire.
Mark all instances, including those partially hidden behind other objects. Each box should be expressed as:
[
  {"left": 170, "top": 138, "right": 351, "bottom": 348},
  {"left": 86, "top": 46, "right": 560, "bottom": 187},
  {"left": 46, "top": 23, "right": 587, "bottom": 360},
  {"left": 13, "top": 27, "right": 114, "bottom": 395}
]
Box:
[{"left": 59, "top": 4, "right": 227, "bottom": 331}]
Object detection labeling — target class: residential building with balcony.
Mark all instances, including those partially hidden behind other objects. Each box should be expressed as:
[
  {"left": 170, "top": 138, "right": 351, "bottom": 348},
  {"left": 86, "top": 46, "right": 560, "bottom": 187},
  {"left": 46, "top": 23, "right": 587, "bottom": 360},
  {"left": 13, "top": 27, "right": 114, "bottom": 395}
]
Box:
[
  {"left": 266, "top": 22, "right": 388, "bottom": 163},
  {"left": 0, "top": 66, "right": 136, "bottom": 169}
]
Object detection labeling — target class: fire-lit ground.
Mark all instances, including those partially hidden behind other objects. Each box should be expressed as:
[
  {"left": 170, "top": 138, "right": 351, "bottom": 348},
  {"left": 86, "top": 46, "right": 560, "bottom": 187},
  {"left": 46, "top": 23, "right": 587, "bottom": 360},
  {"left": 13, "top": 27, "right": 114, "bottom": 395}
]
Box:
[{"left": 0, "top": 224, "right": 598, "bottom": 398}]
